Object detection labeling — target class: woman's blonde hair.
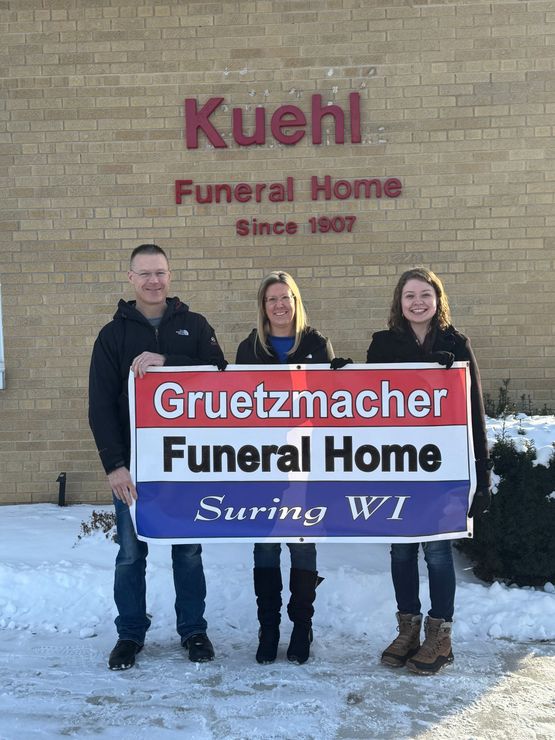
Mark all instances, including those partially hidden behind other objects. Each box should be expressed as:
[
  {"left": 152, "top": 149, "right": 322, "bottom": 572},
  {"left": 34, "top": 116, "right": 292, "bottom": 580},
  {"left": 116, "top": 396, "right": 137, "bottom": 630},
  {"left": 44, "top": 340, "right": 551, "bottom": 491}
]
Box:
[
  {"left": 256, "top": 271, "right": 308, "bottom": 356},
  {"left": 388, "top": 267, "right": 451, "bottom": 332}
]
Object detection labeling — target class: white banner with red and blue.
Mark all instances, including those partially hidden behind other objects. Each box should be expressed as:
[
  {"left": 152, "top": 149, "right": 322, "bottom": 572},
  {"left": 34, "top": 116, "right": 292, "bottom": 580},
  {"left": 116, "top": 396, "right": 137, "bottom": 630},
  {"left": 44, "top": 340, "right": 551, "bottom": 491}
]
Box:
[{"left": 129, "top": 363, "right": 476, "bottom": 544}]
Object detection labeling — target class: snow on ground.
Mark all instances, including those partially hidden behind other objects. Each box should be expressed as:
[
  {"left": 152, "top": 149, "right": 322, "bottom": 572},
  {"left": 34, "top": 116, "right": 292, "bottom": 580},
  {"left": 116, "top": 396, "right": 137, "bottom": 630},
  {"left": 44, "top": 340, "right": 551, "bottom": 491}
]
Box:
[{"left": 0, "top": 416, "right": 554, "bottom": 739}]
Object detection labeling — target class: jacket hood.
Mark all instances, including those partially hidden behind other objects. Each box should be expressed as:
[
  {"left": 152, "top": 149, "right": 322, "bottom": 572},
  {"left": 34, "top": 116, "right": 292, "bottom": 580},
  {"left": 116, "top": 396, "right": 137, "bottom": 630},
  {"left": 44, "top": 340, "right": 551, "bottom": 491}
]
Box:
[
  {"left": 433, "top": 326, "right": 460, "bottom": 350},
  {"left": 113, "top": 296, "right": 189, "bottom": 322},
  {"left": 242, "top": 326, "right": 328, "bottom": 355},
  {"left": 391, "top": 324, "right": 462, "bottom": 348}
]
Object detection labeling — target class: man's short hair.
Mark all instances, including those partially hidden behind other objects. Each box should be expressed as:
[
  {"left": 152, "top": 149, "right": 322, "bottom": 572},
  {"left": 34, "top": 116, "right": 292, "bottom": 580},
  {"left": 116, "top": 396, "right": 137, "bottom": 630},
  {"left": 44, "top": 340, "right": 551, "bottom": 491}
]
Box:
[{"left": 130, "top": 244, "right": 168, "bottom": 266}]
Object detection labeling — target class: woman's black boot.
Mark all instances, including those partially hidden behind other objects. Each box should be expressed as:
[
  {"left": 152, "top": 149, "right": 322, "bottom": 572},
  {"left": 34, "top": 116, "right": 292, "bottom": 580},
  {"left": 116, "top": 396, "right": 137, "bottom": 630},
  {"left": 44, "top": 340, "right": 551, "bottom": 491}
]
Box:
[
  {"left": 253, "top": 567, "right": 282, "bottom": 664},
  {"left": 286, "top": 568, "right": 321, "bottom": 664}
]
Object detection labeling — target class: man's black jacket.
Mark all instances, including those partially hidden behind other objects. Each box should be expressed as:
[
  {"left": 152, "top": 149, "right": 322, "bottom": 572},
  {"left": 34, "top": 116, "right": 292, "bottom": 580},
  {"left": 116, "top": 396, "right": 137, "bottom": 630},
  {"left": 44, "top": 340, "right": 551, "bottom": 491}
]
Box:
[{"left": 88, "top": 297, "right": 225, "bottom": 474}]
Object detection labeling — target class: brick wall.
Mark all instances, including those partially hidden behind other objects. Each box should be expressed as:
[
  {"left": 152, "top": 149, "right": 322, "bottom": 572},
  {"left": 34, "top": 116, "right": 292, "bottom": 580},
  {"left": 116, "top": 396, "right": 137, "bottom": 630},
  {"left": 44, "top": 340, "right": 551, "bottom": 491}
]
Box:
[{"left": 1, "top": 0, "right": 554, "bottom": 503}]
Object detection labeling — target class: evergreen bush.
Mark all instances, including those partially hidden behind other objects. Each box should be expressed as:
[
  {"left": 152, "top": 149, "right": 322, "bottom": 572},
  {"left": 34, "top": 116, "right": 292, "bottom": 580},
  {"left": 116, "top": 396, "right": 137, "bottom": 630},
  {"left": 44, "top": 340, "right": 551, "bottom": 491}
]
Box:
[{"left": 457, "top": 437, "right": 555, "bottom": 587}]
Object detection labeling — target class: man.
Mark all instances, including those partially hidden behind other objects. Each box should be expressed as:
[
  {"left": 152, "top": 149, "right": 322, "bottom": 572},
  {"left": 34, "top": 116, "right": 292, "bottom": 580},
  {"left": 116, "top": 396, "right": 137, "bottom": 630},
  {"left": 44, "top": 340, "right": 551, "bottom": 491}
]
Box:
[{"left": 89, "top": 244, "right": 227, "bottom": 670}]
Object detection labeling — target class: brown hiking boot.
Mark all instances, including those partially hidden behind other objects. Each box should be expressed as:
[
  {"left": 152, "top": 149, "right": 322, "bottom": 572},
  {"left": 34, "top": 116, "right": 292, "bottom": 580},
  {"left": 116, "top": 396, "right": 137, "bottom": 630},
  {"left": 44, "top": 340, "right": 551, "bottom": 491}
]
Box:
[
  {"left": 406, "top": 616, "right": 454, "bottom": 675},
  {"left": 381, "top": 612, "right": 422, "bottom": 667}
]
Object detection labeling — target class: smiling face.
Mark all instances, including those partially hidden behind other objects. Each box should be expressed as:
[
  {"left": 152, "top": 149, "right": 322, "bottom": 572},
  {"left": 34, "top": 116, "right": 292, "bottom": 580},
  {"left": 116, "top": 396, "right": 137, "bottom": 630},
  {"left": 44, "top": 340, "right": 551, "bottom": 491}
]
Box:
[
  {"left": 401, "top": 278, "right": 438, "bottom": 332},
  {"left": 128, "top": 253, "right": 171, "bottom": 317},
  {"left": 264, "top": 281, "right": 296, "bottom": 336}
]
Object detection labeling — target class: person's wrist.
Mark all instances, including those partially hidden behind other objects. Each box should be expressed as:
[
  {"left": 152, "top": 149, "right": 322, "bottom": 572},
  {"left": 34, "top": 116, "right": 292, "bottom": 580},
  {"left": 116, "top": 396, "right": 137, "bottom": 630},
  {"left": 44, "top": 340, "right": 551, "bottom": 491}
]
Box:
[{"left": 107, "top": 461, "right": 126, "bottom": 475}]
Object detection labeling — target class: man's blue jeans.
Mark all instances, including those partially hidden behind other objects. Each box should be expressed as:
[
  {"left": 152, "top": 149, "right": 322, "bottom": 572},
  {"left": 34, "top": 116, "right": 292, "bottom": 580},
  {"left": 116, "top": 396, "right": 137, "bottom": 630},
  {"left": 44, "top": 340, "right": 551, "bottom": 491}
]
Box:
[
  {"left": 113, "top": 496, "right": 208, "bottom": 645},
  {"left": 390, "top": 540, "right": 455, "bottom": 621},
  {"left": 254, "top": 542, "right": 317, "bottom": 571}
]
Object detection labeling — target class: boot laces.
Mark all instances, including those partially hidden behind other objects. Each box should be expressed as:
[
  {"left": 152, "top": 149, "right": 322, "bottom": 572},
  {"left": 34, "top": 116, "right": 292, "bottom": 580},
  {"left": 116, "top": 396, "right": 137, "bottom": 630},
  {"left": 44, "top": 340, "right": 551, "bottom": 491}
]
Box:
[
  {"left": 418, "top": 635, "right": 439, "bottom": 659},
  {"left": 393, "top": 619, "right": 416, "bottom": 648},
  {"left": 419, "top": 625, "right": 447, "bottom": 659}
]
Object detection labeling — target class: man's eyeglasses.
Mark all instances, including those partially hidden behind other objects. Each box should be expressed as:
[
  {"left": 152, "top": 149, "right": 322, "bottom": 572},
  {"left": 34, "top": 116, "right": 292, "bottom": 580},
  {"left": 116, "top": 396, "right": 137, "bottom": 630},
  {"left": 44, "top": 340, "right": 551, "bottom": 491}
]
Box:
[
  {"left": 130, "top": 270, "right": 170, "bottom": 281},
  {"left": 265, "top": 294, "right": 294, "bottom": 306}
]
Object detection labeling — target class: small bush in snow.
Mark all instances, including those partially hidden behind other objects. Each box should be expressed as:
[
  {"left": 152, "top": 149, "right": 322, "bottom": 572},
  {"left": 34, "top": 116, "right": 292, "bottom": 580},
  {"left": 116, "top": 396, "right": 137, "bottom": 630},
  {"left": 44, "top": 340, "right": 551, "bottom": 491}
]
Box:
[{"left": 77, "top": 510, "right": 117, "bottom": 542}]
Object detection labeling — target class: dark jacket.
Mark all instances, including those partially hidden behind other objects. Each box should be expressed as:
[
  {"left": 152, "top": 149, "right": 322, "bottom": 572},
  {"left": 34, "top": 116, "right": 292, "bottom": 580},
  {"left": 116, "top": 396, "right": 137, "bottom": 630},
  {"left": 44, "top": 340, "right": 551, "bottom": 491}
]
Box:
[
  {"left": 235, "top": 327, "right": 334, "bottom": 365},
  {"left": 89, "top": 297, "right": 225, "bottom": 474},
  {"left": 366, "top": 325, "right": 489, "bottom": 471}
]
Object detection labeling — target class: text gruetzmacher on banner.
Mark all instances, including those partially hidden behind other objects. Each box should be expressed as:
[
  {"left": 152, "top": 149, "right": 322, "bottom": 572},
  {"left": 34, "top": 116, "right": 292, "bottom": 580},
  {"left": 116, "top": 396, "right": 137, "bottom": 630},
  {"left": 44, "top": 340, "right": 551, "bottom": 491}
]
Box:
[{"left": 129, "top": 363, "right": 476, "bottom": 544}]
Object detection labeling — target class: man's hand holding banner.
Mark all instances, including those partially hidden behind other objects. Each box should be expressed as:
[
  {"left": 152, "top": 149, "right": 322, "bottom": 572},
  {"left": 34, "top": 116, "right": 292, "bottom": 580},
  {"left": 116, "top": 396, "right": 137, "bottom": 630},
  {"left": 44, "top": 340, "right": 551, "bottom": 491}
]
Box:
[{"left": 129, "top": 363, "right": 476, "bottom": 544}]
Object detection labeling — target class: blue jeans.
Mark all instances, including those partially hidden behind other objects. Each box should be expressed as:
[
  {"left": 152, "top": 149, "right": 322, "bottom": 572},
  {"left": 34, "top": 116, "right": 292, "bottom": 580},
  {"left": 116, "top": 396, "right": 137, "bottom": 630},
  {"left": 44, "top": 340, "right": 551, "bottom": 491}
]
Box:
[
  {"left": 253, "top": 542, "right": 317, "bottom": 571},
  {"left": 113, "top": 496, "right": 208, "bottom": 644},
  {"left": 390, "top": 540, "right": 455, "bottom": 621}
]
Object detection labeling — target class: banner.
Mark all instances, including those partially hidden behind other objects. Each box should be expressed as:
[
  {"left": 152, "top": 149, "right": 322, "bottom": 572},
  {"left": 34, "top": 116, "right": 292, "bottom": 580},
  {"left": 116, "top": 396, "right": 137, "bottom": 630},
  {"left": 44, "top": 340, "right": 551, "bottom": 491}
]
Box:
[{"left": 129, "top": 363, "right": 476, "bottom": 544}]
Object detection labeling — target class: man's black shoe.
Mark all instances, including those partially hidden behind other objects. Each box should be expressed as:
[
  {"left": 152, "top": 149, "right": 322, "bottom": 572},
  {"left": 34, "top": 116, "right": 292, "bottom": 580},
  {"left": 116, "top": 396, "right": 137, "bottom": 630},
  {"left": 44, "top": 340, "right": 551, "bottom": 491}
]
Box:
[
  {"left": 108, "top": 639, "right": 142, "bottom": 670},
  {"left": 183, "top": 633, "right": 215, "bottom": 663}
]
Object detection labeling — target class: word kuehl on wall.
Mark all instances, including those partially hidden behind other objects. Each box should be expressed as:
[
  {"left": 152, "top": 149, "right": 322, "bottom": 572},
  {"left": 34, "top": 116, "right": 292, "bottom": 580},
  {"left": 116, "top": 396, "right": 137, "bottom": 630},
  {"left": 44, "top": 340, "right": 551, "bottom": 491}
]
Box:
[{"left": 176, "top": 93, "right": 402, "bottom": 237}]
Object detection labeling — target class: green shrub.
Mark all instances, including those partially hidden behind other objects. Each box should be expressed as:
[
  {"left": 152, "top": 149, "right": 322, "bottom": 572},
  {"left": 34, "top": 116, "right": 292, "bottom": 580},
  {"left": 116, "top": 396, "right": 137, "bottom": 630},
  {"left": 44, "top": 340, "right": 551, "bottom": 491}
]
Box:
[{"left": 457, "top": 438, "right": 555, "bottom": 586}]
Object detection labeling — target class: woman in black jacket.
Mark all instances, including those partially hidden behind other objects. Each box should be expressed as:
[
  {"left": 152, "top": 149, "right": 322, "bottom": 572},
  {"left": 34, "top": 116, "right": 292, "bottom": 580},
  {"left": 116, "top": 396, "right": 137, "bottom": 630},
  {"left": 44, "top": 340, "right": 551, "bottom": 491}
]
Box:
[
  {"left": 236, "top": 270, "right": 335, "bottom": 666},
  {"left": 366, "top": 267, "right": 491, "bottom": 675}
]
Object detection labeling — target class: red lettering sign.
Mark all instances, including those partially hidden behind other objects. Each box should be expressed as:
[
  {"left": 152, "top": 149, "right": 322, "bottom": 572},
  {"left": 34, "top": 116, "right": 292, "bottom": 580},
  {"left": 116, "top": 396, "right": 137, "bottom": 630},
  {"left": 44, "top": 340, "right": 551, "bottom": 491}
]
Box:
[{"left": 184, "top": 93, "right": 362, "bottom": 149}]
